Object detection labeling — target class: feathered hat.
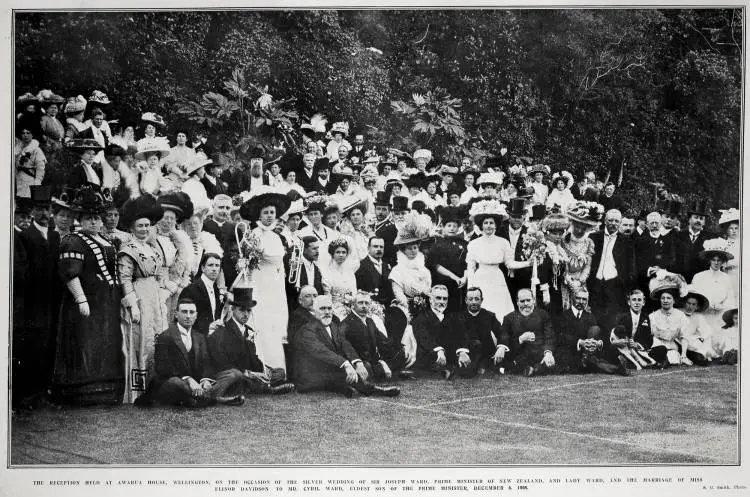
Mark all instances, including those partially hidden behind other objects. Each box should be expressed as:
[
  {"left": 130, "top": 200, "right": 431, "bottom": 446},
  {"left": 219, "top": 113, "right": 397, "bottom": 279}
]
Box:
[
  {"left": 141, "top": 112, "right": 166, "bottom": 127},
  {"left": 300, "top": 113, "right": 327, "bottom": 139},
  {"left": 718, "top": 208, "right": 739, "bottom": 227},
  {"left": 134, "top": 138, "right": 171, "bottom": 161},
  {"left": 36, "top": 89, "right": 65, "bottom": 106},
  {"left": 70, "top": 185, "right": 112, "bottom": 215},
  {"left": 413, "top": 149, "right": 433, "bottom": 165},
  {"left": 469, "top": 199, "right": 509, "bottom": 227},
  {"left": 540, "top": 213, "right": 570, "bottom": 232},
  {"left": 157, "top": 191, "right": 195, "bottom": 224},
  {"left": 567, "top": 201, "right": 605, "bottom": 228},
  {"left": 330, "top": 121, "right": 349, "bottom": 137},
  {"left": 88, "top": 90, "right": 111, "bottom": 106},
  {"left": 476, "top": 171, "right": 505, "bottom": 186},
  {"left": 528, "top": 164, "right": 551, "bottom": 176},
  {"left": 393, "top": 212, "right": 433, "bottom": 246},
  {"left": 551, "top": 170, "right": 574, "bottom": 189},
  {"left": 64, "top": 95, "right": 87, "bottom": 115},
  {"left": 649, "top": 270, "right": 688, "bottom": 301},
  {"left": 699, "top": 238, "right": 734, "bottom": 262},
  {"left": 120, "top": 195, "right": 165, "bottom": 227}
]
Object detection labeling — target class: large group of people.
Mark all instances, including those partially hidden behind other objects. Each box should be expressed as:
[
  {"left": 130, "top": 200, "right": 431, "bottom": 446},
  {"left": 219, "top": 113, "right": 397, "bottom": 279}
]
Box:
[{"left": 12, "top": 88, "right": 740, "bottom": 410}]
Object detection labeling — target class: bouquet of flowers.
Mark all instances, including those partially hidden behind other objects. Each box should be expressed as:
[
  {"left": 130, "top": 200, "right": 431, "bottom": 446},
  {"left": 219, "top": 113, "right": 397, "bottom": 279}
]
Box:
[
  {"left": 521, "top": 228, "right": 547, "bottom": 262},
  {"left": 235, "top": 224, "right": 264, "bottom": 277},
  {"left": 508, "top": 165, "right": 528, "bottom": 178}
]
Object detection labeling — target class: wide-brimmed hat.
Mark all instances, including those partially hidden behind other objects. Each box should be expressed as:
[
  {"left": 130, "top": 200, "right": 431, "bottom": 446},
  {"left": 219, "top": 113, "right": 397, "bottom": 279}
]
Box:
[
  {"left": 120, "top": 195, "right": 164, "bottom": 227},
  {"left": 699, "top": 238, "right": 734, "bottom": 262},
  {"left": 424, "top": 173, "right": 442, "bottom": 187},
  {"left": 104, "top": 144, "right": 127, "bottom": 158},
  {"left": 300, "top": 113, "right": 327, "bottom": 139},
  {"left": 567, "top": 201, "right": 605, "bottom": 228},
  {"left": 648, "top": 271, "right": 688, "bottom": 301},
  {"left": 15, "top": 197, "right": 34, "bottom": 214},
  {"left": 476, "top": 172, "right": 505, "bottom": 186},
  {"left": 405, "top": 172, "right": 426, "bottom": 189},
  {"left": 141, "top": 112, "right": 166, "bottom": 127},
  {"left": 36, "top": 89, "right": 65, "bottom": 106},
  {"left": 722, "top": 308, "right": 738, "bottom": 327},
  {"left": 413, "top": 149, "right": 433, "bottom": 164},
  {"left": 332, "top": 166, "right": 355, "bottom": 179},
  {"left": 135, "top": 140, "right": 171, "bottom": 161},
  {"left": 88, "top": 90, "right": 111, "bottom": 106},
  {"left": 282, "top": 199, "right": 307, "bottom": 219},
  {"left": 158, "top": 191, "right": 195, "bottom": 224},
  {"left": 68, "top": 138, "right": 105, "bottom": 153},
  {"left": 551, "top": 171, "right": 574, "bottom": 189},
  {"left": 541, "top": 213, "right": 570, "bottom": 232},
  {"left": 676, "top": 286, "right": 709, "bottom": 313},
  {"left": 508, "top": 197, "right": 527, "bottom": 218},
  {"left": 70, "top": 185, "right": 111, "bottom": 215},
  {"left": 229, "top": 287, "right": 257, "bottom": 309},
  {"left": 393, "top": 212, "right": 433, "bottom": 246},
  {"left": 17, "top": 92, "right": 40, "bottom": 108},
  {"left": 64, "top": 95, "right": 87, "bottom": 114},
  {"left": 363, "top": 155, "right": 380, "bottom": 165},
  {"left": 686, "top": 197, "right": 709, "bottom": 218},
  {"left": 469, "top": 199, "right": 509, "bottom": 227},
  {"left": 240, "top": 192, "right": 292, "bottom": 222},
  {"left": 380, "top": 153, "right": 398, "bottom": 166},
  {"left": 718, "top": 208, "right": 739, "bottom": 227},
  {"left": 29, "top": 185, "right": 52, "bottom": 206},
  {"left": 341, "top": 196, "right": 368, "bottom": 215},
  {"left": 391, "top": 195, "right": 409, "bottom": 212},
  {"left": 51, "top": 187, "right": 76, "bottom": 211},
  {"left": 184, "top": 152, "right": 212, "bottom": 176},
  {"left": 305, "top": 194, "right": 328, "bottom": 214},
  {"left": 528, "top": 164, "right": 551, "bottom": 176},
  {"left": 385, "top": 170, "right": 405, "bottom": 186},
  {"left": 330, "top": 121, "right": 349, "bottom": 137}
]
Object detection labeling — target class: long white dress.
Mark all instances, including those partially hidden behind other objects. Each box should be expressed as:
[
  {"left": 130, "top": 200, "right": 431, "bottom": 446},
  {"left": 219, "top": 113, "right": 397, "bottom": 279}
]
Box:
[
  {"left": 691, "top": 269, "right": 736, "bottom": 331},
  {"left": 321, "top": 261, "right": 358, "bottom": 321},
  {"left": 724, "top": 237, "right": 740, "bottom": 299},
  {"left": 248, "top": 224, "right": 289, "bottom": 371},
  {"left": 466, "top": 235, "right": 515, "bottom": 323}
]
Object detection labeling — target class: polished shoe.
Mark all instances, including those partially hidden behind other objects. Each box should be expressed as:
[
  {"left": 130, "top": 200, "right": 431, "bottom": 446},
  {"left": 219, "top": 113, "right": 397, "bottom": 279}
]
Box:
[
  {"left": 216, "top": 395, "right": 245, "bottom": 406},
  {"left": 398, "top": 370, "right": 417, "bottom": 380},
  {"left": 372, "top": 385, "right": 401, "bottom": 397},
  {"left": 268, "top": 383, "right": 295, "bottom": 395}
]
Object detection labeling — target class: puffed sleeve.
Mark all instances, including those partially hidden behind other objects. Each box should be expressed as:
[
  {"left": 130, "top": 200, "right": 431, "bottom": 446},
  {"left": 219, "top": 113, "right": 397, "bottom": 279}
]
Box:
[{"left": 58, "top": 235, "right": 86, "bottom": 282}]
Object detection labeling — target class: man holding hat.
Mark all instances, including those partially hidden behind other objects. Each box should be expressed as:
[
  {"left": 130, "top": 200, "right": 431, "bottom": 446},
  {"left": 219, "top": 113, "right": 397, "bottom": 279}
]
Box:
[
  {"left": 207, "top": 288, "right": 295, "bottom": 396},
  {"left": 673, "top": 198, "right": 712, "bottom": 282}
]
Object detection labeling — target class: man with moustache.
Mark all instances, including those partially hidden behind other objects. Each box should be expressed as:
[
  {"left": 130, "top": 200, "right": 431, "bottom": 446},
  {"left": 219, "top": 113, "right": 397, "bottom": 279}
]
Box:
[
  {"left": 500, "top": 289, "right": 557, "bottom": 377},
  {"left": 634, "top": 212, "right": 677, "bottom": 304},
  {"left": 201, "top": 194, "right": 239, "bottom": 285},
  {"left": 296, "top": 152, "right": 320, "bottom": 193},
  {"left": 498, "top": 198, "right": 530, "bottom": 306},
  {"left": 619, "top": 216, "right": 636, "bottom": 237},
  {"left": 376, "top": 195, "right": 408, "bottom": 266},
  {"left": 673, "top": 199, "right": 712, "bottom": 282},
  {"left": 455, "top": 287, "right": 509, "bottom": 375},
  {"left": 179, "top": 253, "right": 224, "bottom": 336},
  {"left": 293, "top": 295, "right": 400, "bottom": 397},
  {"left": 355, "top": 237, "right": 392, "bottom": 305}
]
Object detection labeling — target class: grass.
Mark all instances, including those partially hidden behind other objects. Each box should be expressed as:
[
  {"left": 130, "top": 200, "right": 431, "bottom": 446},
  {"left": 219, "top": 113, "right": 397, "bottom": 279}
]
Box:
[{"left": 10, "top": 365, "right": 738, "bottom": 466}]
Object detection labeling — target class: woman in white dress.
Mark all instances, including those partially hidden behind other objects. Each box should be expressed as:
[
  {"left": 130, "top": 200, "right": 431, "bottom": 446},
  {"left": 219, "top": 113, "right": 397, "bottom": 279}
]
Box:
[
  {"left": 464, "top": 200, "right": 532, "bottom": 323},
  {"left": 718, "top": 208, "right": 740, "bottom": 298},
  {"left": 239, "top": 193, "right": 292, "bottom": 374},
  {"left": 691, "top": 239, "right": 736, "bottom": 331},
  {"left": 546, "top": 171, "right": 576, "bottom": 214},
  {"left": 321, "top": 238, "right": 359, "bottom": 321},
  {"left": 647, "top": 272, "right": 692, "bottom": 368},
  {"left": 527, "top": 164, "right": 551, "bottom": 205}
]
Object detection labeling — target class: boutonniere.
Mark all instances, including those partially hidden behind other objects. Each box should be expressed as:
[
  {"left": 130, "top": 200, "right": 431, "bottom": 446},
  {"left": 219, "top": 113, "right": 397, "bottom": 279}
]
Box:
[{"left": 641, "top": 320, "right": 649, "bottom": 327}]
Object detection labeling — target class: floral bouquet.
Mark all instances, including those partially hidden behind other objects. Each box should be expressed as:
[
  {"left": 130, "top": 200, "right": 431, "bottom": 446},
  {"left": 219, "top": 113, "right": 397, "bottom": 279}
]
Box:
[
  {"left": 521, "top": 228, "right": 547, "bottom": 262},
  {"left": 508, "top": 164, "right": 528, "bottom": 178},
  {"left": 235, "top": 223, "right": 264, "bottom": 279}
]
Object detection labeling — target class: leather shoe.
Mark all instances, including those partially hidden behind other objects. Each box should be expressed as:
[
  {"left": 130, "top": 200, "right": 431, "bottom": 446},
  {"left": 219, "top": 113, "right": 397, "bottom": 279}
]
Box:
[
  {"left": 442, "top": 369, "right": 454, "bottom": 380},
  {"left": 398, "top": 370, "right": 416, "bottom": 380},
  {"left": 216, "top": 394, "right": 245, "bottom": 406},
  {"left": 372, "top": 385, "right": 401, "bottom": 397},
  {"left": 268, "top": 383, "right": 295, "bottom": 395}
]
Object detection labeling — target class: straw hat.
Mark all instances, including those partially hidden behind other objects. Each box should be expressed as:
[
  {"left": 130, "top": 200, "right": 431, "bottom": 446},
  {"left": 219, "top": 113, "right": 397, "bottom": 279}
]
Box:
[
  {"left": 718, "top": 208, "right": 739, "bottom": 227},
  {"left": 567, "top": 201, "right": 605, "bottom": 228},
  {"left": 676, "top": 286, "right": 709, "bottom": 313},
  {"left": 141, "top": 112, "right": 166, "bottom": 127},
  {"left": 648, "top": 271, "right": 688, "bottom": 301},
  {"left": 469, "top": 199, "right": 509, "bottom": 227},
  {"left": 699, "top": 238, "right": 734, "bottom": 262},
  {"left": 393, "top": 212, "right": 433, "bottom": 246},
  {"left": 184, "top": 152, "right": 212, "bottom": 176},
  {"left": 135, "top": 139, "right": 171, "bottom": 161}
]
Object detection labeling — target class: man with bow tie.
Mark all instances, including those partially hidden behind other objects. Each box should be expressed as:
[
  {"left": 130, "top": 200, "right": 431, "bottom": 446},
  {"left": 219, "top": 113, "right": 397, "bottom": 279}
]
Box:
[
  {"left": 207, "top": 288, "right": 295, "bottom": 395},
  {"left": 293, "top": 295, "right": 400, "bottom": 397},
  {"left": 135, "top": 298, "right": 245, "bottom": 407},
  {"left": 179, "top": 253, "right": 224, "bottom": 335},
  {"left": 355, "top": 237, "right": 392, "bottom": 305}
]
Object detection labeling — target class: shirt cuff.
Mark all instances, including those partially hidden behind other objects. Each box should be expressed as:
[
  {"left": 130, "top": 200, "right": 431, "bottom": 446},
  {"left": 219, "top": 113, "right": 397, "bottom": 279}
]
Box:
[
  {"left": 351, "top": 359, "right": 362, "bottom": 366},
  {"left": 455, "top": 348, "right": 469, "bottom": 355},
  {"left": 433, "top": 347, "right": 445, "bottom": 353},
  {"left": 496, "top": 344, "right": 509, "bottom": 352},
  {"left": 340, "top": 361, "right": 351, "bottom": 369},
  {"left": 181, "top": 376, "right": 193, "bottom": 382}
]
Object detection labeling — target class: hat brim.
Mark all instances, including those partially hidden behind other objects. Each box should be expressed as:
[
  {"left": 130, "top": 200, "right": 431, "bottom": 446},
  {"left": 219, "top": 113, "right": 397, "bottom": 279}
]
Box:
[
  {"left": 699, "top": 249, "right": 733, "bottom": 261},
  {"left": 676, "top": 292, "right": 709, "bottom": 313},
  {"left": 568, "top": 214, "right": 601, "bottom": 228},
  {"left": 135, "top": 149, "right": 171, "bottom": 161},
  {"left": 184, "top": 159, "right": 212, "bottom": 175},
  {"left": 227, "top": 297, "right": 257, "bottom": 308},
  {"left": 240, "top": 193, "right": 292, "bottom": 221},
  {"left": 650, "top": 286, "right": 679, "bottom": 301},
  {"left": 70, "top": 144, "right": 105, "bottom": 153},
  {"left": 393, "top": 235, "right": 424, "bottom": 246},
  {"left": 473, "top": 213, "right": 508, "bottom": 227},
  {"left": 722, "top": 308, "right": 738, "bottom": 326}
]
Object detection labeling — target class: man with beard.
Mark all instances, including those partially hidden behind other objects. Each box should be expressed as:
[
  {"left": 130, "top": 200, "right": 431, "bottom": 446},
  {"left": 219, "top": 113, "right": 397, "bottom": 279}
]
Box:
[
  {"left": 293, "top": 295, "right": 400, "bottom": 397},
  {"left": 454, "top": 287, "right": 509, "bottom": 375},
  {"left": 427, "top": 206, "right": 468, "bottom": 312},
  {"left": 634, "top": 212, "right": 677, "bottom": 305},
  {"left": 500, "top": 289, "right": 557, "bottom": 376},
  {"left": 619, "top": 215, "right": 636, "bottom": 237},
  {"left": 412, "top": 285, "right": 477, "bottom": 379},
  {"left": 376, "top": 195, "right": 408, "bottom": 266},
  {"left": 221, "top": 147, "right": 266, "bottom": 196},
  {"left": 355, "top": 237, "right": 392, "bottom": 305},
  {"left": 673, "top": 198, "right": 712, "bottom": 282}
]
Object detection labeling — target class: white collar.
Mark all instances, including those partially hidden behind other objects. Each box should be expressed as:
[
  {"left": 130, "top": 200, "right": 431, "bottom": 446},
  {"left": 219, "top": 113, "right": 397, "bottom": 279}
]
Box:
[
  {"left": 200, "top": 273, "right": 215, "bottom": 290},
  {"left": 353, "top": 311, "right": 369, "bottom": 325},
  {"left": 369, "top": 255, "right": 382, "bottom": 266},
  {"left": 33, "top": 221, "right": 48, "bottom": 236},
  {"left": 468, "top": 309, "right": 481, "bottom": 317},
  {"left": 177, "top": 323, "right": 191, "bottom": 337},
  {"left": 604, "top": 230, "right": 618, "bottom": 238},
  {"left": 232, "top": 317, "right": 248, "bottom": 333}
]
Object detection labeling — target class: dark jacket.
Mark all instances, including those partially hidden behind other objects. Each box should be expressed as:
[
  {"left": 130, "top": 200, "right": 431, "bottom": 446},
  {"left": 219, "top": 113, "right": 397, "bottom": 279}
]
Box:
[
  {"left": 501, "top": 308, "right": 556, "bottom": 357},
  {"left": 292, "top": 320, "right": 361, "bottom": 392},
  {"left": 355, "top": 256, "right": 392, "bottom": 304},
  {"left": 614, "top": 310, "right": 653, "bottom": 350},
  {"left": 455, "top": 308, "right": 506, "bottom": 355},
  {"left": 207, "top": 318, "right": 265, "bottom": 374},
  {"left": 587, "top": 230, "right": 635, "bottom": 288},
  {"left": 152, "top": 325, "right": 213, "bottom": 391},
  {"left": 179, "top": 278, "right": 223, "bottom": 335},
  {"left": 673, "top": 229, "right": 711, "bottom": 282},
  {"left": 340, "top": 312, "right": 382, "bottom": 365},
  {"left": 411, "top": 308, "right": 468, "bottom": 365}
]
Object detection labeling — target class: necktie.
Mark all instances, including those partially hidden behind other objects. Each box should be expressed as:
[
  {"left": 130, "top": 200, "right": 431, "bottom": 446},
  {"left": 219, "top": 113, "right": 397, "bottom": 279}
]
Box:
[{"left": 244, "top": 326, "right": 251, "bottom": 340}]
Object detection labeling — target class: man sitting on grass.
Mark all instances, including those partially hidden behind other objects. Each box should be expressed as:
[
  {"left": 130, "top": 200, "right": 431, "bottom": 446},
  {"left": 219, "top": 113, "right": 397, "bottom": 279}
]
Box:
[
  {"left": 135, "top": 298, "right": 245, "bottom": 407},
  {"left": 293, "top": 295, "right": 400, "bottom": 398},
  {"left": 500, "top": 289, "right": 557, "bottom": 377}
]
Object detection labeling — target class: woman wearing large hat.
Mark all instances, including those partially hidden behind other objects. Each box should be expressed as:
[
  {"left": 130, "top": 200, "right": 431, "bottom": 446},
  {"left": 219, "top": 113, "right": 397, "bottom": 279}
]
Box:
[
  {"left": 718, "top": 208, "right": 740, "bottom": 296},
  {"left": 690, "top": 238, "right": 736, "bottom": 331},
  {"left": 389, "top": 212, "right": 434, "bottom": 316},
  {"left": 428, "top": 205, "right": 469, "bottom": 312},
  {"left": 561, "top": 201, "right": 603, "bottom": 308},
  {"left": 239, "top": 192, "right": 292, "bottom": 376},
  {"left": 181, "top": 152, "right": 213, "bottom": 214},
  {"left": 675, "top": 286, "right": 716, "bottom": 365},
  {"left": 37, "top": 90, "right": 66, "bottom": 156},
  {"left": 136, "top": 112, "right": 167, "bottom": 150},
  {"left": 53, "top": 185, "right": 124, "bottom": 405},
  {"left": 465, "top": 199, "right": 532, "bottom": 322},
  {"left": 546, "top": 170, "right": 576, "bottom": 214},
  {"left": 117, "top": 195, "right": 167, "bottom": 403},
  {"left": 326, "top": 121, "right": 351, "bottom": 162},
  {"left": 647, "top": 271, "right": 692, "bottom": 367},
  {"left": 66, "top": 138, "right": 105, "bottom": 190},
  {"left": 155, "top": 191, "right": 195, "bottom": 317},
  {"left": 527, "top": 164, "right": 550, "bottom": 205},
  {"left": 63, "top": 95, "right": 88, "bottom": 143}
]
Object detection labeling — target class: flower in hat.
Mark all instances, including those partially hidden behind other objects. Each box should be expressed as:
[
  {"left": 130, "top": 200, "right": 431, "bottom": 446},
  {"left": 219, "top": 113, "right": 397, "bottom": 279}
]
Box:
[
  {"left": 64, "top": 95, "right": 87, "bottom": 115},
  {"left": 468, "top": 199, "right": 509, "bottom": 227},
  {"left": 393, "top": 212, "right": 433, "bottom": 246},
  {"left": 567, "top": 201, "right": 605, "bottom": 228},
  {"left": 330, "top": 122, "right": 350, "bottom": 137},
  {"left": 141, "top": 112, "right": 166, "bottom": 127},
  {"left": 718, "top": 208, "right": 739, "bottom": 227},
  {"left": 648, "top": 270, "right": 688, "bottom": 300},
  {"left": 36, "top": 89, "right": 65, "bottom": 105},
  {"left": 89, "top": 90, "right": 111, "bottom": 105},
  {"left": 700, "top": 238, "right": 734, "bottom": 262}
]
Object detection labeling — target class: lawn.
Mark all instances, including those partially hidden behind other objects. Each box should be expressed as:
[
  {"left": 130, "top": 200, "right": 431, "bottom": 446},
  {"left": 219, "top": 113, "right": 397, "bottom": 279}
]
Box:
[{"left": 9, "top": 365, "right": 738, "bottom": 466}]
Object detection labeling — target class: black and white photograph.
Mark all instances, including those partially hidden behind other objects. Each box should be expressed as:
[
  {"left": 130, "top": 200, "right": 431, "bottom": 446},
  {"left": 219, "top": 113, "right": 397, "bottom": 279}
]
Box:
[{"left": 3, "top": 3, "right": 747, "bottom": 487}]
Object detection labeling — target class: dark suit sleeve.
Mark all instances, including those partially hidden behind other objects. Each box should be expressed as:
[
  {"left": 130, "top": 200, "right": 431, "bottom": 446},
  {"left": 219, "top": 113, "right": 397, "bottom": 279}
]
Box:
[
  {"left": 541, "top": 311, "right": 556, "bottom": 354},
  {"left": 297, "top": 323, "right": 349, "bottom": 368},
  {"left": 154, "top": 332, "right": 183, "bottom": 380},
  {"left": 412, "top": 313, "right": 441, "bottom": 353},
  {"left": 207, "top": 327, "right": 235, "bottom": 373},
  {"left": 493, "top": 313, "right": 509, "bottom": 348}
]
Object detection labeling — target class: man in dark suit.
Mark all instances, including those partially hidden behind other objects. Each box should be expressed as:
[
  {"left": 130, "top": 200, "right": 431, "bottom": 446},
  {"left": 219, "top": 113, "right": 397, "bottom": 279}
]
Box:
[
  {"left": 207, "top": 288, "right": 294, "bottom": 395},
  {"left": 588, "top": 209, "right": 635, "bottom": 331},
  {"left": 612, "top": 289, "right": 653, "bottom": 354},
  {"left": 412, "top": 285, "right": 478, "bottom": 379},
  {"left": 136, "top": 298, "right": 245, "bottom": 407},
  {"left": 312, "top": 160, "right": 337, "bottom": 195},
  {"left": 376, "top": 195, "right": 407, "bottom": 266},
  {"left": 634, "top": 212, "right": 677, "bottom": 310},
  {"left": 557, "top": 289, "right": 627, "bottom": 375},
  {"left": 598, "top": 183, "right": 624, "bottom": 213},
  {"left": 673, "top": 199, "right": 711, "bottom": 282},
  {"left": 179, "top": 253, "right": 224, "bottom": 335},
  {"left": 498, "top": 198, "right": 530, "bottom": 305},
  {"left": 201, "top": 195, "right": 240, "bottom": 286},
  {"left": 500, "top": 289, "right": 557, "bottom": 376},
  {"left": 453, "top": 287, "right": 508, "bottom": 375},
  {"left": 293, "top": 295, "right": 400, "bottom": 397},
  {"left": 349, "top": 133, "right": 368, "bottom": 163},
  {"left": 355, "top": 237, "right": 392, "bottom": 305},
  {"left": 340, "top": 292, "right": 407, "bottom": 381},
  {"left": 295, "top": 152, "right": 321, "bottom": 193}
]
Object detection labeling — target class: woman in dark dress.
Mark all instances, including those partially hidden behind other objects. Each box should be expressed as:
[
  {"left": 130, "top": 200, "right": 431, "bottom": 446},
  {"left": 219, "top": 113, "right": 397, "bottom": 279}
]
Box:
[{"left": 52, "top": 186, "right": 124, "bottom": 405}]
